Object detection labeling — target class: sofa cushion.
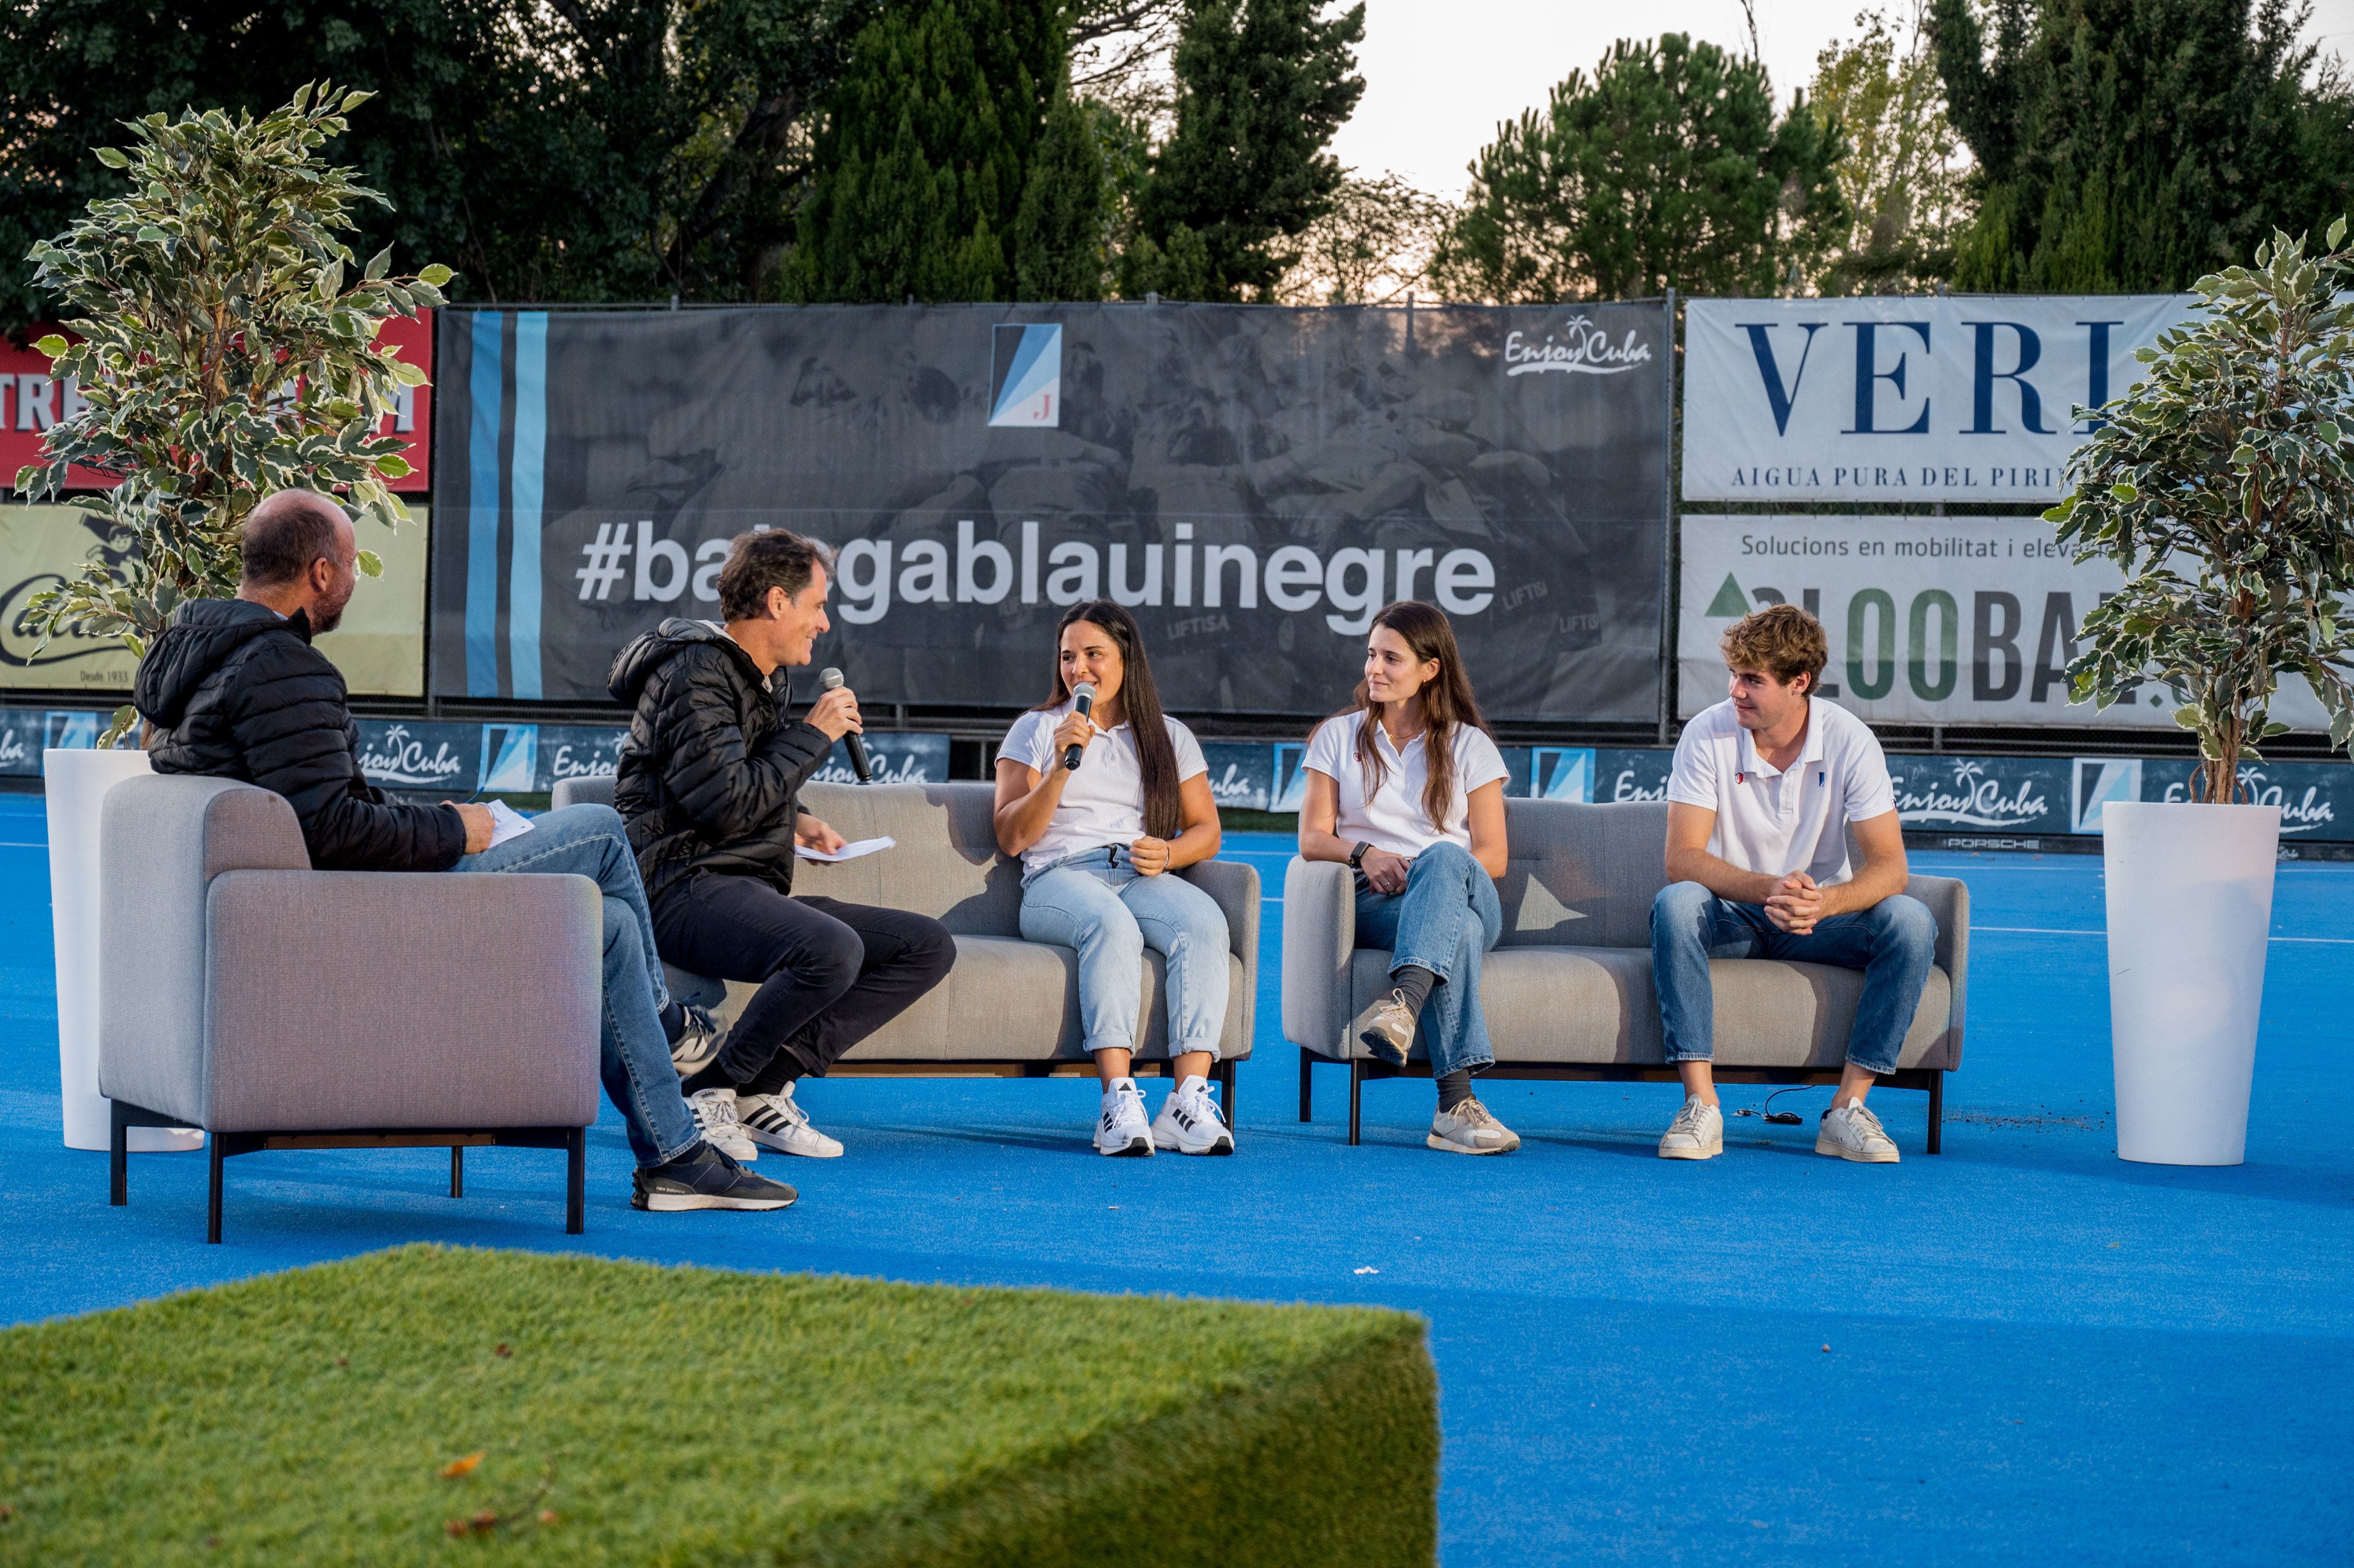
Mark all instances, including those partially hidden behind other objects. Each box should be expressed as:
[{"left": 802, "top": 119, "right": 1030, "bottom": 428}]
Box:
[
  {"left": 1344, "top": 946, "right": 1953, "bottom": 1070},
  {"left": 1494, "top": 799, "right": 1673, "bottom": 950},
  {"left": 795, "top": 782, "right": 1025, "bottom": 937}
]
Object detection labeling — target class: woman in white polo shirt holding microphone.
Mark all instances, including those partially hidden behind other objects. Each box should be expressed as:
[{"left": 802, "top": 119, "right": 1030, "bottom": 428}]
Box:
[
  {"left": 994, "top": 600, "right": 1235, "bottom": 1158},
  {"left": 1298, "top": 600, "right": 1519, "bottom": 1155}
]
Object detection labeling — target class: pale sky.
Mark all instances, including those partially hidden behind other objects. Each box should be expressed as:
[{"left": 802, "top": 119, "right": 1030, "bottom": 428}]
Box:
[{"left": 1330, "top": 0, "right": 2354, "bottom": 199}]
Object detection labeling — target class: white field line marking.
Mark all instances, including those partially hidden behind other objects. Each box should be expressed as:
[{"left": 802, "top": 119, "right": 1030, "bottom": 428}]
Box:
[{"left": 1976, "top": 924, "right": 2354, "bottom": 944}]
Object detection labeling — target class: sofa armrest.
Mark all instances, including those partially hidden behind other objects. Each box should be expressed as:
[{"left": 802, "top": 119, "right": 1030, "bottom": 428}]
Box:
[
  {"left": 1180, "top": 857, "right": 1261, "bottom": 966},
  {"left": 198, "top": 870, "right": 605, "bottom": 1133},
  {"left": 1905, "top": 872, "right": 1969, "bottom": 1070},
  {"left": 1281, "top": 857, "right": 1355, "bottom": 1060}
]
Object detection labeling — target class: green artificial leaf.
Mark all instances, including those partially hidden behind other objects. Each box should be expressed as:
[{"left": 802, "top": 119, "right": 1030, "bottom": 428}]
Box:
[
  {"left": 373, "top": 454, "right": 411, "bottom": 478},
  {"left": 33, "top": 335, "right": 67, "bottom": 359},
  {"left": 2111, "top": 483, "right": 2138, "bottom": 501},
  {"left": 417, "top": 264, "right": 453, "bottom": 288},
  {"left": 2173, "top": 707, "right": 2202, "bottom": 729},
  {"left": 355, "top": 548, "right": 383, "bottom": 578},
  {"left": 121, "top": 632, "right": 145, "bottom": 660},
  {"left": 363, "top": 246, "right": 389, "bottom": 282},
  {"left": 390, "top": 358, "right": 428, "bottom": 387},
  {"left": 2332, "top": 216, "right": 2348, "bottom": 249},
  {"left": 93, "top": 147, "right": 128, "bottom": 169},
  {"left": 2323, "top": 422, "right": 2344, "bottom": 447}
]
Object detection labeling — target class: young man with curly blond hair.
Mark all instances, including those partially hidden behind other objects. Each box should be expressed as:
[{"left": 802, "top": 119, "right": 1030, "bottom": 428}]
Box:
[{"left": 1651, "top": 603, "right": 1937, "bottom": 1164}]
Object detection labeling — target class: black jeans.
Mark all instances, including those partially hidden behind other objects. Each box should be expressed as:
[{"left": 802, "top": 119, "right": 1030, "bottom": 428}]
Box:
[{"left": 651, "top": 873, "right": 956, "bottom": 1093}]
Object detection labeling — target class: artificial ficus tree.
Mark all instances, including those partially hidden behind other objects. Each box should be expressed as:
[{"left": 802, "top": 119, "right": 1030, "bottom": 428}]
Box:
[
  {"left": 14, "top": 83, "right": 450, "bottom": 742},
  {"left": 2047, "top": 221, "right": 2354, "bottom": 805}
]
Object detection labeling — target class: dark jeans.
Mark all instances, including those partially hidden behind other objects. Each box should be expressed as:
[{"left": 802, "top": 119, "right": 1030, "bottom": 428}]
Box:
[{"left": 652, "top": 873, "right": 956, "bottom": 1093}]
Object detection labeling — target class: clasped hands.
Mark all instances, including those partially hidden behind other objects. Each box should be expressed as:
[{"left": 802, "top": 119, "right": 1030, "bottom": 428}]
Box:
[{"left": 1763, "top": 871, "right": 1824, "bottom": 934}]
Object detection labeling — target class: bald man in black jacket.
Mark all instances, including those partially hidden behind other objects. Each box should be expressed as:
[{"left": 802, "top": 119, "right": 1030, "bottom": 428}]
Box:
[{"left": 134, "top": 489, "right": 795, "bottom": 1214}]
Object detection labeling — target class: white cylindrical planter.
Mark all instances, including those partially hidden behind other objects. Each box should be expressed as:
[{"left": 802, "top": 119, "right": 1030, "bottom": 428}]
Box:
[
  {"left": 46, "top": 746, "right": 202, "bottom": 1153},
  {"left": 2103, "top": 800, "right": 2279, "bottom": 1166}
]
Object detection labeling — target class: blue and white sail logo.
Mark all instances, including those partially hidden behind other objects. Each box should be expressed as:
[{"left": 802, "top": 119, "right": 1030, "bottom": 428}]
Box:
[{"left": 989, "top": 323, "right": 1062, "bottom": 427}]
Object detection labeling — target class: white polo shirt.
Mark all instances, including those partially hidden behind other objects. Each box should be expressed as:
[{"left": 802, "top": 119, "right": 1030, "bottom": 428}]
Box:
[
  {"left": 1000, "top": 702, "right": 1208, "bottom": 873},
  {"left": 1666, "top": 697, "right": 1897, "bottom": 884},
  {"left": 1302, "top": 710, "right": 1509, "bottom": 857}
]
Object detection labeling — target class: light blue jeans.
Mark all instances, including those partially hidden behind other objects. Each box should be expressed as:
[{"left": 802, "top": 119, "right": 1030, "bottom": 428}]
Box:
[
  {"left": 1353, "top": 841, "right": 1502, "bottom": 1077},
  {"left": 1649, "top": 882, "right": 1938, "bottom": 1076},
  {"left": 455, "top": 804, "right": 698, "bottom": 1167},
  {"left": 1019, "top": 847, "right": 1231, "bottom": 1060}
]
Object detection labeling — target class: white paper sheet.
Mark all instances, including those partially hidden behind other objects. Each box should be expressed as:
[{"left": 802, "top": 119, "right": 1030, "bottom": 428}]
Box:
[
  {"left": 794, "top": 834, "right": 895, "bottom": 863},
  {"left": 485, "top": 799, "right": 536, "bottom": 849}
]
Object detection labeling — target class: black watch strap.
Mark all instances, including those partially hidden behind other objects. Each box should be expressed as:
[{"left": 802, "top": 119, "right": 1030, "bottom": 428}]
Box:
[{"left": 1348, "top": 841, "right": 1371, "bottom": 869}]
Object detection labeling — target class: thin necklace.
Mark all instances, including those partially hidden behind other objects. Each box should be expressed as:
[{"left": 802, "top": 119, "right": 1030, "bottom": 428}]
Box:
[{"left": 1379, "top": 710, "right": 1424, "bottom": 747}]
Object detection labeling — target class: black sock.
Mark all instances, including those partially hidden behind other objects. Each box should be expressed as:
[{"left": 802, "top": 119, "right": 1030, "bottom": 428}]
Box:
[
  {"left": 1436, "top": 1068, "right": 1474, "bottom": 1112},
  {"left": 660, "top": 1001, "right": 686, "bottom": 1046},
  {"left": 679, "top": 1060, "right": 735, "bottom": 1095},
  {"left": 1389, "top": 964, "right": 1437, "bottom": 1017}
]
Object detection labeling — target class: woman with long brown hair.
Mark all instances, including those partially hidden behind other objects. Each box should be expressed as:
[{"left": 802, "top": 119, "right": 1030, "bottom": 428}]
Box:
[
  {"left": 993, "top": 601, "right": 1233, "bottom": 1156},
  {"left": 1298, "top": 600, "right": 1516, "bottom": 1154}
]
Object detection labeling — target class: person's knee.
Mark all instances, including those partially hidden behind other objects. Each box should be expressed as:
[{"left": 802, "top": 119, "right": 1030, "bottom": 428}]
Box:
[
  {"left": 781, "top": 922, "right": 865, "bottom": 1000},
  {"left": 1652, "top": 880, "right": 1712, "bottom": 935},
  {"left": 1872, "top": 893, "right": 1938, "bottom": 957},
  {"left": 1411, "top": 840, "right": 1476, "bottom": 880},
  {"left": 908, "top": 916, "right": 957, "bottom": 982}
]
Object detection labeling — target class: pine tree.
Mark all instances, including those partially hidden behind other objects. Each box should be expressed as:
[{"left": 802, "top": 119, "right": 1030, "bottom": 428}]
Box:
[
  {"left": 1123, "top": 0, "right": 1366, "bottom": 301},
  {"left": 791, "top": 0, "right": 1106, "bottom": 302},
  {"left": 1931, "top": 0, "right": 2354, "bottom": 291}
]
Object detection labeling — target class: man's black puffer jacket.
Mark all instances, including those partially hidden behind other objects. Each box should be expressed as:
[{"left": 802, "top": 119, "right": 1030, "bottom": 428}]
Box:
[
  {"left": 134, "top": 598, "right": 465, "bottom": 872},
  {"left": 609, "top": 619, "right": 834, "bottom": 906}
]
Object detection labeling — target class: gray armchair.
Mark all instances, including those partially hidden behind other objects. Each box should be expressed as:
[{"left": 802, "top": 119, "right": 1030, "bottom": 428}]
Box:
[
  {"left": 1284, "top": 798, "right": 1969, "bottom": 1150},
  {"left": 100, "top": 775, "right": 604, "bottom": 1242}
]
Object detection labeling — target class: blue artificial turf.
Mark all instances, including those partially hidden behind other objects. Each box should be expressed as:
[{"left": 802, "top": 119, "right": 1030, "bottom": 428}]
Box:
[{"left": 2, "top": 796, "right": 2348, "bottom": 1564}]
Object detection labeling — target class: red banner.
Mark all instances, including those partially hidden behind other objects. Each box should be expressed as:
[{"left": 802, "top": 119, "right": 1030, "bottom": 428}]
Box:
[{"left": 2, "top": 310, "right": 432, "bottom": 494}]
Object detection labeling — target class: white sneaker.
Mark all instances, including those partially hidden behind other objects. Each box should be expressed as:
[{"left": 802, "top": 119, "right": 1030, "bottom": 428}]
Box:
[
  {"left": 1094, "top": 1079, "right": 1155, "bottom": 1157},
  {"left": 686, "top": 1087, "right": 758, "bottom": 1162},
  {"left": 1428, "top": 1097, "right": 1520, "bottom": 1154},
  {"left": 671, "top": 1004, "right": 726, "bottom": 1077},
  {"left": 1657, "top": 1098, "right": 1724, "bottom": 1160},
  {"left": 1817, "top": 1096, "right": 1901, "bottom": 1162},
  {"left": 737, "top": 1083, "right": 844, "bottom": 1159},
  {"left": 1151, "top": 1075, "right": 1235, "bottom": 1156}
]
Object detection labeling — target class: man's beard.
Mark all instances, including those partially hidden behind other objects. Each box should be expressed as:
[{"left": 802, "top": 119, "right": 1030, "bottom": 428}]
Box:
[{"left": 311, "top": 594, "right": 350, "bottom": 635}]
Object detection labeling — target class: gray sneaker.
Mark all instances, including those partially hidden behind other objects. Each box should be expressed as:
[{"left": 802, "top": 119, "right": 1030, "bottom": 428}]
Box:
[
  {"left": 671, "top": 1004, "right": 726, "bottom": 1077},
  {"left": 1816, "top": 1097, "right": 1901, "bottom": 1162},
  {"left": 1356, "top": 989, "right": 1418, "bottom": 1067},
  {"left": 1428, "top": 1097, "right": 1520, "bottom": 1155},
  {"left": 1657, "top": 1098, "right": 1724, "bottom": 1160}
]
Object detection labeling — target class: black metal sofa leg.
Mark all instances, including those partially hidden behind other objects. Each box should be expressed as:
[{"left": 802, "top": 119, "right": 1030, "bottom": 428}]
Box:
[
  {"left": 566, "top": 1129, "right": 586, "bottom": 1235},
  {"left": 1348, "top": 1059, "right": 1364, "bottom": 1146},
  {"left": 109, "top": 1101, "right": 129, "bottom": 1207},
  {"left": 206, "top": 1137, "right": 225, "bottom": 1245},
  {"left": 1299, "top": 1048, "right": 1313, "bottom": 1122},
  {"left": 1927, "top": 1072, "right": 1944, "bottom": 1155},
  {"left": 1217, "top": 1058, "right": 1237, "bottom": 1125},
  {"left": 450, "top": 1146, "right": 464, "bottom": 1198}
]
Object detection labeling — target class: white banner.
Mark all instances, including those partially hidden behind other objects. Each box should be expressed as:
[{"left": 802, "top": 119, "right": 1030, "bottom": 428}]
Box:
[
  {"left": 1677, "top": 515, "right": 2330, "bottom": 730},
  {"left": 1681, "top": 295, "right": 2199, "bottom": 502}
]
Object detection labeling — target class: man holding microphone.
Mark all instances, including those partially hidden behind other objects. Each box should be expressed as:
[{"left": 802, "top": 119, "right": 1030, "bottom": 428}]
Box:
[{"left": 610, "top": 529, "right": 955, "bottom": 1162}]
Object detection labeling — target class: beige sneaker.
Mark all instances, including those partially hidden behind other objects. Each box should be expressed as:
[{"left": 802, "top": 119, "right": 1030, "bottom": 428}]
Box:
[
  {"left": 1816, "top": 1097, "right": 1901, "bottom": 1162},
  {"left": 1355, "top": 989, "right": 1418, "bottom": 1067},
  {"left": 1657, "top": 1097, "right": 1724, "bottom": 1159},
  {"left": 1428, "top": 1097, "right": 1520, "bottom": 1155}
]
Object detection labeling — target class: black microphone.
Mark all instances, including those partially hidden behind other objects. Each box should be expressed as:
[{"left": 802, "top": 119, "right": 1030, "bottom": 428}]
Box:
[
  {"left": 819, "top": 667, "right": 872, "bottom": 783},
  {"left": 1063, "top": 681, "right": 1095, "bottom": 770}
]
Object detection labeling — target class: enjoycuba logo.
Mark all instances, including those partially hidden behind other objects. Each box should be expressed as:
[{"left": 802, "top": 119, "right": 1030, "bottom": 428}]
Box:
[{"left": 1504, "top": 313, "right": 1654, "bottom": 378}]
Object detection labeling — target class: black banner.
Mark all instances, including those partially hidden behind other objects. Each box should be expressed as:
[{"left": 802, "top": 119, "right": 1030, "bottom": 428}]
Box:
[{"left": 430, "top": 303, "right": 1669, "bottom": 719}]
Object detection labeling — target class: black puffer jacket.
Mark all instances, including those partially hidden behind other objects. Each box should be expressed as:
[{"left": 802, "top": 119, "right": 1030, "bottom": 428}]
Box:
[
  {"left": 609, "top": 619, "right": 834, "bottom": 906},
  {"left": 134, "top": 598, "right": 465, "bottom": 872}
]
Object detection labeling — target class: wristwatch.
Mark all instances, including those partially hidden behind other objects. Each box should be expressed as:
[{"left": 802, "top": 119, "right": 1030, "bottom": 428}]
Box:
[{"left": 1348, "top": 841, "right": 1372, "bottom": 869}]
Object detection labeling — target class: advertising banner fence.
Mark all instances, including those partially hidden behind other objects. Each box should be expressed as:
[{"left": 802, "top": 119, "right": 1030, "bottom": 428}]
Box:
[
  {"left": 1677, "top": 514, "right": 2333, "bottom": 731},
  {"left": 0, "top": 504, "right": 430, "bottom": 697},
  {"left": 429, "top": 303, "right": 1669, "bottom": 720},
  {"left": 1681, "top": 295, "right": 2196, "bottom": 503}
]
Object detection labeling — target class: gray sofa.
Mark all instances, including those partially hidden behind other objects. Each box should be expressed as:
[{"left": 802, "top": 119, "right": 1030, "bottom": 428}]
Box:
[
  {"left": 1283, "top": 799, "right": 1968, "bottom": 1150},
  {"left": 100, "top": 774, "right": 604, "bottom": 1241},
  {"left": 552, "top": 777, "right": 1261, "bottom": 1106}
]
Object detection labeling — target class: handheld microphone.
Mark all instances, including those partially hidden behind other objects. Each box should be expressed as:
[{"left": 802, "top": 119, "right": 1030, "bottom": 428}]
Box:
[
  {"left": 819, "top": 667, "right": 872, "bottom": 784},
  {"left": 1064, "top": 682, "right": 1096, "bottom": 770}
]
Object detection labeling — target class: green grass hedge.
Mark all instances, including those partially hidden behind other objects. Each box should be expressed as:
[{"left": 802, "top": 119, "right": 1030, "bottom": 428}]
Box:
[{"left": 0, "top": 1245, "right": 1435, "bottom": 1566}]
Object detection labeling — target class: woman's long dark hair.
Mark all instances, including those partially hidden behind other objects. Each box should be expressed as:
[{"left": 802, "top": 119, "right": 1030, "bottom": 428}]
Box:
[
  {"left": 1035, "top": 600, "right": 1183, "bottom": 840},
  {"left": 1322, "top": 600, "right": 1492, "bottom": 831}
]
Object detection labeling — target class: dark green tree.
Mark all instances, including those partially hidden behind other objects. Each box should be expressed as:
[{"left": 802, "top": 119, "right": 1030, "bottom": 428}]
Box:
[
  {"left": 0, "top": 0, "right": 864, "bottom": 320},
  {"left": 1122, "top": 0, "right": 1367, "bottom": 301},
  {"left": 1930, "top": 0, "right": 2354, "bottom": 291},
  {"left": 1432, "top": 34, "right": 1847, "bottom": 302},
  {"left": 789, "top": 0, "right": 1104, "bottom": 302}
]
